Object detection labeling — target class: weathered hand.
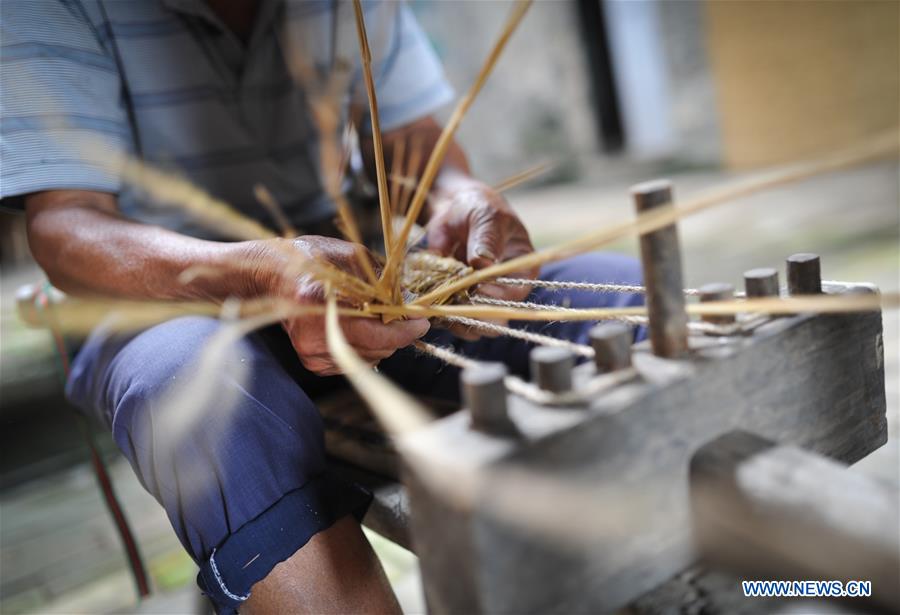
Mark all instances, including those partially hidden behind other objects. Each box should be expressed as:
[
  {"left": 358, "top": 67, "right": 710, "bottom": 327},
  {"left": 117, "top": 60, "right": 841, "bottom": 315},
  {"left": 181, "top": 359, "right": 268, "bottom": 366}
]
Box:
[
  {"left": 259, "top": 236, "right": 430, "bottom": 376},
  {"left": 426, "top": 180, "right": 538, "bottom": 300},
  {"left": 425, "top": 177, "right": 538, "bottom": 340}
]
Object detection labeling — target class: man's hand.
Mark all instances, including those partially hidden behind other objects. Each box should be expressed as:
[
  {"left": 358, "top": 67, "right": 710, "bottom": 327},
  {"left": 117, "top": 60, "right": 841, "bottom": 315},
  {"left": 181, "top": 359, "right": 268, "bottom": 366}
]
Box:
[
  {"left": 427, "top": 173, "right": 538, "bottom": 301},
  {"left": 423, "top": 173, "right": 538, "bottom": 340},
  {"left": 365, "top": 117, "right": 538, "bottom": 340},
  {"left": 262, "top": 236, "right": 430, "bottom": 376}
]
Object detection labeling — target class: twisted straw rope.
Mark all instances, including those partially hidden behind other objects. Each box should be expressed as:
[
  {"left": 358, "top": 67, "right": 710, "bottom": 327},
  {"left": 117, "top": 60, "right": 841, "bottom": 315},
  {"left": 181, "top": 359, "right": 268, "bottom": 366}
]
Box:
[
  {"left": 469, "top": 295, "right": 768, "bottom": 335},
  {"left": 409, "top": 281, "right": 880, "bottom": 404},
  {"left": 414, "top": 340, "right": 479, "bottom": 370},
  {"left": 494, "top": 277, "right": 703, "bottom": 295},
  {"left": 443, "top": 315, "right": 596, "bottom": 358},
  {"left": 505, "top": 368, "right": 638, "bottom": 406}
]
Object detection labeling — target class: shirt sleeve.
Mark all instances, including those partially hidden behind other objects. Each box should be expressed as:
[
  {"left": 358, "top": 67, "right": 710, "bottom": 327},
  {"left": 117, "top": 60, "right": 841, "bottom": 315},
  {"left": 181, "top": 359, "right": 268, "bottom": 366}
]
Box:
[
  {"left": 0, "top": 0, "right": 130, "bottom": 209},
  {"left": 359, "top": 2, "right": 454, "bottom": 132}
]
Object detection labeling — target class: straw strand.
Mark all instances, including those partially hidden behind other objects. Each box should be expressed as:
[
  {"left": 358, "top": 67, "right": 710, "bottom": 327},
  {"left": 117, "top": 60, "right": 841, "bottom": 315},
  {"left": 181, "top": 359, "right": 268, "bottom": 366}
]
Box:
[
  {"left": 352, "top": 0, "right": 394, "bottom": 258},
  {"left": 442, "top": 315, "right": 595, "bottom": 357},
  {"left": 413, "top": 130, "right": 898, "bottom": 307},
  {"left": 381, "top": 0, "right": 533, "bottom": 295},
  {"left": 493, "top": 278, "right": 702, "bottom": 296}
]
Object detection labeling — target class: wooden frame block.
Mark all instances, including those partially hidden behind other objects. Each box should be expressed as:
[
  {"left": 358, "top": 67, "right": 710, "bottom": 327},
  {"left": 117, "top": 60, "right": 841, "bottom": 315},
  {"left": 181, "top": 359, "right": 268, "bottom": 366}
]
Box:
[{"left": 404, "top": 283, "right": 886, "bottom": 613}]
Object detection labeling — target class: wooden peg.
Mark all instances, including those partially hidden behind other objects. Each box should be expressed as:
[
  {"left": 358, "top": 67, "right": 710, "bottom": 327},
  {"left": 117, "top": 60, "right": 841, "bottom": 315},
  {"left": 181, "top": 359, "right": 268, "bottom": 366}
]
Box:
[
  {"left": 530, "top": 346, "right": 574, "bottom": 392},
  {"left": 589, "top": 322, "right": 632, "bottom": 372},
  {"left": 787, "top": 253, "right": 822, "bottom": 295},
  {"left": 743, "top": 268, "right": 779, "bottom": 298},
  {"left": 631, "top": 179, "right": 689, "bottom": 358},
  {"left": 699, "top": 282, "right": 735, "bottom": 324},
  {"left": 462, "top": 363, "right": 516, "bottom": 436}
]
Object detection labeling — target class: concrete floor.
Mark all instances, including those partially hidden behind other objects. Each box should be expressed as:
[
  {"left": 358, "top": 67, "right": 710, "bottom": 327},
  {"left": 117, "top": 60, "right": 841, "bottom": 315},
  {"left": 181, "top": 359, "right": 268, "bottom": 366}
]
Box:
[{"left": 0, "top": 158, "right": 897, "bottom": 614}]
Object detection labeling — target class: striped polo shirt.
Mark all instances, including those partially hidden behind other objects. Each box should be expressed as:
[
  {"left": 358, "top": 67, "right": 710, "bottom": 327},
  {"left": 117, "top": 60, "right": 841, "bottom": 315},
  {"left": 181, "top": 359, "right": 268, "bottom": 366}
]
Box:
[{"left": 0, "top": 0, "right": 453, "bottom": 238}]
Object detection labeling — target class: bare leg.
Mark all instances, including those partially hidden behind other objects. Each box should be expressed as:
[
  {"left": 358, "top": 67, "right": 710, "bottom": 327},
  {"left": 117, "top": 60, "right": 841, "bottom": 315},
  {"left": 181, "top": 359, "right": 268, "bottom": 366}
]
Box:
[{"left": 242, "top": 515, "right": 402, "bottom": 615}]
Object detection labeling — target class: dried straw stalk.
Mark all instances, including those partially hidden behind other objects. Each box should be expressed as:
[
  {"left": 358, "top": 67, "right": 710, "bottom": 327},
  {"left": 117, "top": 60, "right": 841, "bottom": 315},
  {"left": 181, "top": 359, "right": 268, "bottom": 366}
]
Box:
[
  {"left": 307, "top": 96, "right": 383, "bottom": 292},
  {"left": 414, "top": 130, "right": 899, "bottom": 306},
  {"left": 325, "top": 295, "right": 431, "bottom": 435},
  {"left": 390, "top": 136, "right": 406, "bottom": 216},
  {"left": 398, "top": 134, "right": 425, "bottom": 217},
  {"left": 42, "top": 279, "right": 896, "bottom": 339},
  {"left": 373, "top": 291, "right": 899, "bottom": 322},
  {"left": 42, "top": 107, "right": 278, "bottom": 243},
  {"left": 116, "top": 156, "right": 277, "bottom": 242},
  {"left": 281, "top": 33, "right": 383, "bottom": 293},
  {"left": 392, "top": 159, "right": 555, "bottom": 198},
  {"left": 352, "top": 0, "right": 395, "bottom": 259},
  {"left": 492, "top": 160, "right": 555, "bottom": 193},
  {"left": 33, "top": 296, "right": 374, "bottom": 337},
  {"left": 380, "top": 0, "right": 534, "bottom": 296},
  {"left": 253, "top": 183, "right": 297, "bottom": 238}
]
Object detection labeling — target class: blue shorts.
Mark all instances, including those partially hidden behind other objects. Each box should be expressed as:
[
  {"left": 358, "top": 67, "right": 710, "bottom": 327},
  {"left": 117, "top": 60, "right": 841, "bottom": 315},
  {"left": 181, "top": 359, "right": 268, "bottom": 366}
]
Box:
[{"left": 65, "top": 253, "right": 644, "bottom": 613}]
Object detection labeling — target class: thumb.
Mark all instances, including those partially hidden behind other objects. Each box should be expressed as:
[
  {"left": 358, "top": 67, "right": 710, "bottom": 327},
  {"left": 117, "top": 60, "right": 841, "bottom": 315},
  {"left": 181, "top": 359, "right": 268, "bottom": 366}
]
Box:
[
  {"left": 385, "top": 317, "right": 431, "bottom": 347},
  {"left": 466, "top": 209, "right": 502, "bottom": 270}
]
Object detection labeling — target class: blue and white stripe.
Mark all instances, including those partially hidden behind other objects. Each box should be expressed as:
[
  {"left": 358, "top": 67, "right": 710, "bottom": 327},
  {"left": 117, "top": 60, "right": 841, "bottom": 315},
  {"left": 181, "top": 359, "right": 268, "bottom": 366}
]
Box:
[{"left": 1, "top": 0, "right": 453, "bottom": 237}]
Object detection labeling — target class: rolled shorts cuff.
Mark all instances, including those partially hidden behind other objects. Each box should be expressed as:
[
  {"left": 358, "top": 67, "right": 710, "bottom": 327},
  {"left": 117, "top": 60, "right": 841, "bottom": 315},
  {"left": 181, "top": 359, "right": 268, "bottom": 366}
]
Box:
[{"left": 197, "top": 470, "right": 372, "bottom": 614}]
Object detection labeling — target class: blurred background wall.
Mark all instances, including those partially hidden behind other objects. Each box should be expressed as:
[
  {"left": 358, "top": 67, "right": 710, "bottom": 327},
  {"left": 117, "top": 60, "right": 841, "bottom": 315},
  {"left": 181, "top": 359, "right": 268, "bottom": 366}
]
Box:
[
  {"left": 706, "top": 0, "right": 900, "bottom": 168},
  {"left": 409, "top": 0, "right": 898, "bottom": 177},
  {"left": 411, "top": 0, "right": 601, "bottom": 181}
]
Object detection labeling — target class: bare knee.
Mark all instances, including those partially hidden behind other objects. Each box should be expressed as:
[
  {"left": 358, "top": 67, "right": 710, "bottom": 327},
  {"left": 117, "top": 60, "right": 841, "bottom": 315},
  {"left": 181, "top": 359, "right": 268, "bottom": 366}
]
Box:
[{"left": 243, "top": 515, "right": 401, "bottom": 615}]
